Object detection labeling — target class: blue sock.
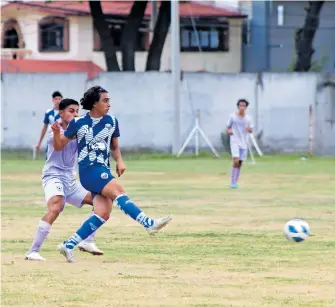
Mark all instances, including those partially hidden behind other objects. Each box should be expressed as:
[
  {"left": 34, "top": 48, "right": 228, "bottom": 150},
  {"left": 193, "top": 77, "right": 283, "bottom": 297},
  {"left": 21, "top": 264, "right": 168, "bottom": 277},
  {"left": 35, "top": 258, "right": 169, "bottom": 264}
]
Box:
[
  {"left": 115, "top": 194, "right": 154, "bottom": 229},
  {"left": 65, "top": 214, "right": 105, "bottom": 249}
]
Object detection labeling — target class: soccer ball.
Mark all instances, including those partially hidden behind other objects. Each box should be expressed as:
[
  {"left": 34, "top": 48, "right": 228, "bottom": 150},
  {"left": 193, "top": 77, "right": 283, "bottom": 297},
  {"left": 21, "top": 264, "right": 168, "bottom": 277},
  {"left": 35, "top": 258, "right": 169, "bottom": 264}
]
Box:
[{"left": 283, "top": 218, "right": 310, "bottom": 242}]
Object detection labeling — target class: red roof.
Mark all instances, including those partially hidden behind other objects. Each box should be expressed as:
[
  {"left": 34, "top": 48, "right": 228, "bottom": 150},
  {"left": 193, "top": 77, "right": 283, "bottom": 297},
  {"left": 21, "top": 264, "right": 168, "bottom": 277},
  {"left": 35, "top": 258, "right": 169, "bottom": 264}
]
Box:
[
  {"left": 0, "top": 59, "right": 104, "bottom": 79},
  {"left": 2, "top": 1, "right": 246, "bottom": 18}
]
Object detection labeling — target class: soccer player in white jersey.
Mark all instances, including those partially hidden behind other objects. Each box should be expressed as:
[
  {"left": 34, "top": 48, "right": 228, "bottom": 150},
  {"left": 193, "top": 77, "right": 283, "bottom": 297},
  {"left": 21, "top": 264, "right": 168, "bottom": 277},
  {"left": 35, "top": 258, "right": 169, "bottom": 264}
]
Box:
[
  {"left": 35, "top": 91, "right": 63, "bottom": 152},
  {"left": 226, "top": 99, "right": 253, "bottom": 189},
  {"left": 52, "top": 86, "right": 172, "bottom": 263},
  {"left": 25, "top": 99, "right": 109, "bottom": 261}
]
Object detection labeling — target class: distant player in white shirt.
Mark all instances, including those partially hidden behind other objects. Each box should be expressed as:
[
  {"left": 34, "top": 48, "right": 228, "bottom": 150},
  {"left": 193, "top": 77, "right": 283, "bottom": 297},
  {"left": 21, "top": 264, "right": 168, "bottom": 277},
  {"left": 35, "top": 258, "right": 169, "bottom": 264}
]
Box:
[
  {"left": 25, "top": 99, "right": 110, "bottom": 261},
  {"left": 226, "top": 99, "right": 253, "bottom": 189},
  {"left": 35, "top": 91, "right": 63, "bottom": 152}
]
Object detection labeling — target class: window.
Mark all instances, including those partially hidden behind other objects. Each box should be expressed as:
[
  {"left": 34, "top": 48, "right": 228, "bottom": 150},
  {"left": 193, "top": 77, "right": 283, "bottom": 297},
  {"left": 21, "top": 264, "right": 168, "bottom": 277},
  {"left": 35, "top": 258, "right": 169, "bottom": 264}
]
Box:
[
  {"left": 1, "top": 19, "right": 24, "bottom": 49},
  {"left": 3, "top": 28, "right": 19, "bottom": 49},
  {"left": 39, "top": 16, "right": 69, "bottom": 52},
  {"left": 93, "top": 19, "right": 149, "bottom": 51},
  {"left": 277, "top": 5, "right": 284, "bottom": 26},
  {"left": 180, "top": 20, "right": 229, "bottom": 52}
]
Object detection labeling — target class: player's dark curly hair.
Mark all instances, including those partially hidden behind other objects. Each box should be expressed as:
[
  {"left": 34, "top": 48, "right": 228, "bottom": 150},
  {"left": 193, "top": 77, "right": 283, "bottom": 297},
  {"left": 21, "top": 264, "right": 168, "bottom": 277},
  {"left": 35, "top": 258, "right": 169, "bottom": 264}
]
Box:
[
  {"left": 80, "top": 86, "right": 108, "bottom": 110},
  {"left": 59, "top": 98, "right": 79, "bottom": 111},
  {"left": 237, "top": 99, "right": 249, "bottom": 107}
]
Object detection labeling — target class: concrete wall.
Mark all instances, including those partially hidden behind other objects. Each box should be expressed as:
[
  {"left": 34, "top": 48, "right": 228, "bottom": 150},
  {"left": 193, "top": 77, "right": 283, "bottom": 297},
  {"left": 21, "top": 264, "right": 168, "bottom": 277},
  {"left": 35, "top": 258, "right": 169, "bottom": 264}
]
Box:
[
  {"left": 1, "top": 72, "right": 335, "bottom": 156},
  {"left": 1, "top": 73, "right": 88, "bottom": 148}
]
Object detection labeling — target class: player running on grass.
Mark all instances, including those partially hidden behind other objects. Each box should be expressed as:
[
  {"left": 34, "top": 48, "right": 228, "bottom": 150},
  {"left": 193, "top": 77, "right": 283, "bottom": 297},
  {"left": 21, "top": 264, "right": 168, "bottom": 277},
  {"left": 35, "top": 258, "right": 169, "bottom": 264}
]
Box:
[
  {"left": 25, "top": 99, "right": 107, "bottom": 261},
  {"left": 53, "top": 86, "right": 172, "bottom": 263},
  {"left": 226, "top": 99, "right": 253, "bottom": 189}
]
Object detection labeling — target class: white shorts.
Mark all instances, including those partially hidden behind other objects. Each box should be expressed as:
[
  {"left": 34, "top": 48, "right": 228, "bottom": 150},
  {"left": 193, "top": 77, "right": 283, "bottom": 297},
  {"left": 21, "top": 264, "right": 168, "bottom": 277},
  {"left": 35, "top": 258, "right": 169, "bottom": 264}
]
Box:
[
  {"left": 43, "top": 177, "right": 88, "bottom": 210},
  {"left": 230, "top": 142, "right": 247, "bottom": 161}
]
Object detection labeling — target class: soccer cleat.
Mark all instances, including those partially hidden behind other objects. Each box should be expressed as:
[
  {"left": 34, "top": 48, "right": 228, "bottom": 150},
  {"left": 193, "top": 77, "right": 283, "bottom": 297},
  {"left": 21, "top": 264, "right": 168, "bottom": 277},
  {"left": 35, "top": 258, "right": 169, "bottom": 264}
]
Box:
[
  {"left": 78, "top": 242, "right": 104, "bottom": 255},
  {"left": 24, "top": 251, "right": 45, "bottom": 261},
  {"left": 230, "top": 183, "right": 239, "bottom": 189},
  {"left": 57, "top": 242, "right": 75, "bottom": 263},
  {"left": 146, "top": 216, "right": 172, "bottom": 235}
]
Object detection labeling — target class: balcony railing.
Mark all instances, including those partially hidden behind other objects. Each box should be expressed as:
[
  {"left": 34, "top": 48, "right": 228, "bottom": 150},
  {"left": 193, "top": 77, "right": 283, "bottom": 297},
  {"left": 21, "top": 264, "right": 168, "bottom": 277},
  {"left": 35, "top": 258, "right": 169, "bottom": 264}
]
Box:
[{"left": 1, "top": 48, "right": 33, "bottom": 60}]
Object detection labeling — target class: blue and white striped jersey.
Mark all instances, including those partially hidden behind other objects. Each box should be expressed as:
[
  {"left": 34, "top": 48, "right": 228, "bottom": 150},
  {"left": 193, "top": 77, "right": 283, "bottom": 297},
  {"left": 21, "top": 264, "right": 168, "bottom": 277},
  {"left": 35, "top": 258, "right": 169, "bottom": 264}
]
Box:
[{"left": 64, "top": 113, "right": 120, "bottom": 168}]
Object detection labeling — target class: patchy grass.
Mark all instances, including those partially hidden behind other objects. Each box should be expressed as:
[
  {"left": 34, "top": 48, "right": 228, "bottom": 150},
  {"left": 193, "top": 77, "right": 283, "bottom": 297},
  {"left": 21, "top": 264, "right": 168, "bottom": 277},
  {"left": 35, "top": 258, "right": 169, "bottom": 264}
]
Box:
[{"left": 1, "top": 155, "right": 335, "bottom": 307}]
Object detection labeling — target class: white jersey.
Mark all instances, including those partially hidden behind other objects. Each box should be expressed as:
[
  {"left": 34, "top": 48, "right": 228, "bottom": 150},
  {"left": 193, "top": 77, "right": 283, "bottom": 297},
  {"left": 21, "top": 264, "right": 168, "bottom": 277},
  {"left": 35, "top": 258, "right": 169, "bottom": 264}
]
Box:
[
  {"left": 227, "top": 112, "right": 253, "bottom": 149},
  {"left": 41, "top": 123, "right": 88, "bottom": 208},
  {"left": 42, "top": 125, "right": 77, "bottom": 183}
]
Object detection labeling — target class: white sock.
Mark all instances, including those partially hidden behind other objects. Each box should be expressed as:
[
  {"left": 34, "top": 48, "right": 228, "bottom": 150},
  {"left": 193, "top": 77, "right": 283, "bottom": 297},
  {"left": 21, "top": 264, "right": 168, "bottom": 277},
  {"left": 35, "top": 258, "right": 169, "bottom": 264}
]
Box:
[{"left": 30, "top": 220, "right": 51, "bottom": 252}]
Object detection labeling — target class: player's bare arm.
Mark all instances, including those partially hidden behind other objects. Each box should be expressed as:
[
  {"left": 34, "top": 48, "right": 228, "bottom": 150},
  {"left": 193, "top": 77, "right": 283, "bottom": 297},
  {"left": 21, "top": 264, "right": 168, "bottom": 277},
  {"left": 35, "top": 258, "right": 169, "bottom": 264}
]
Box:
[
  {"left": 36, "top": 124, "right": 48, "bottom": 151},
  {"left": 226, "top": 115, "right": 233, "bottom": 135},
  {"left": 111, "top": 137, "right": 126, "bottom": 177},
  {"left": 52, "top": 121, "right": 72, "bottom": 151}
]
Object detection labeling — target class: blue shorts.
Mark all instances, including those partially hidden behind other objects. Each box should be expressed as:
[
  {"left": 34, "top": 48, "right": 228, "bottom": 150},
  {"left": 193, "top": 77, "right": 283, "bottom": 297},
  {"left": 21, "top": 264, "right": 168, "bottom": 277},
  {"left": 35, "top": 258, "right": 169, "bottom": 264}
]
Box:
[{"left": 79, "top": 165, "right": 114, "bottom": 198}]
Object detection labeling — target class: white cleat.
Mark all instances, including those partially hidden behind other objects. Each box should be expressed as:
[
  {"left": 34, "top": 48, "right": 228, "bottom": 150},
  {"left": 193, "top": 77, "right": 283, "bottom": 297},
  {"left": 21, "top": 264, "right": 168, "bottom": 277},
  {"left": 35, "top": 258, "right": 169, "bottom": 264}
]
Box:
[
  {"left": 25, "top": 251, "right": 45, "bottom": 261},
  {"left": 57, "top": 242, "right": 75, "bottom": 263},
  {"left": 147, "top": 216, "right": 172, "bottom": 235},
  {"left": 78, "top": 242, "right": 104, "bottom": 255}
]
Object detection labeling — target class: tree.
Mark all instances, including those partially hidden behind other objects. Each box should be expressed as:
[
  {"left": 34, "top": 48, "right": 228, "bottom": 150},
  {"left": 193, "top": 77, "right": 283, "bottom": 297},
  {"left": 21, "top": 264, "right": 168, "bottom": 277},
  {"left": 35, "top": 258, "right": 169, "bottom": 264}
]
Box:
[
  {"left": 89, "top": 1, "right": 120, "bottom": 71},
  {"left": 145, "top": 0, "right": 171, "bottom": 71},
  {"left": 89, "top": 0, "right": 171, "bottom": 72},
  {"left": 294, "top": 1, "right": 324, "bottom": 72},
  {"left": 121, "top": 1, "right": 148, "bottom": 71}
]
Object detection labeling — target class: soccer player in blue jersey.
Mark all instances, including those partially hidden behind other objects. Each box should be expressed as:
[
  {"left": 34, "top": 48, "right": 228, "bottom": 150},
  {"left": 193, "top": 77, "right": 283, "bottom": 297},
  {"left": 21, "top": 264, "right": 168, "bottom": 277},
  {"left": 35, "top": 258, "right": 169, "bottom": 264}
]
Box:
[
  {"left": 53, "top": 86, "right": 172, "bottom": 263},
  {"left": 25, "top": 99, "right": 107, "bottom": 261},
  {"left": 35, "top": 91, "right": 63, "bottom": 152}
]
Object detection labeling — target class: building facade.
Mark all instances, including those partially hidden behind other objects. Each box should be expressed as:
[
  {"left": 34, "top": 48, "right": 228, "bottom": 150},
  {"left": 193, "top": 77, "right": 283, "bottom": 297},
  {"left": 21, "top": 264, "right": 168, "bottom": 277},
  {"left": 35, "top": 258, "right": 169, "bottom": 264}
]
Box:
[
  {"left": 242, "top": 0, "right": 335, "bottom": 72},
  {"left": 1, "top": 1, "right": 247, "bottom": 73}
]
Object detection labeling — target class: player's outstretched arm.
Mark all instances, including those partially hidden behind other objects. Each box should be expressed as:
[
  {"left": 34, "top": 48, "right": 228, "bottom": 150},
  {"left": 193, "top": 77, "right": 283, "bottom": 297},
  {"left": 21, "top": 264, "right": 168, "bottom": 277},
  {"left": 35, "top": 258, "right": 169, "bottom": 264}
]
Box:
[
  {"left": 111, "top": 137, "right": 126, "bottom": 177},
  {"left": 52, "top": 121, "right": 71, "bottom": 151},
  {"left": 36, "top": 124, "right": 48, "bottom": 152}
]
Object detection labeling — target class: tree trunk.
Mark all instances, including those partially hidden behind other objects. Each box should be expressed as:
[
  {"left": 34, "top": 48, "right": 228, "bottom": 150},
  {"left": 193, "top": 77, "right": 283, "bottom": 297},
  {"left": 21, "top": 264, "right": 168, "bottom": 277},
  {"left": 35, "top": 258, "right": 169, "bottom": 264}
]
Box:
[
  {"left": 146, "top": 0, "right": 171, "bottom": 71},
  {"left": 89, "top": 1, "right": 120, "bottom": 71},
  {"left": 294, "top": 1, "right": 324, "bottom": 72},
  {"left": 121, "top": 1, "right": 148, "bottom": 71}
]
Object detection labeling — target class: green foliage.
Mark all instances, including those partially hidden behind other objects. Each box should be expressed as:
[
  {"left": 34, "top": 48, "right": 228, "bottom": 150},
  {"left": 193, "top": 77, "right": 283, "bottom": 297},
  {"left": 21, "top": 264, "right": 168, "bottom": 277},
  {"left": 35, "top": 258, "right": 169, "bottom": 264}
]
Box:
[{"left": 288, "top": 54, "right": 329, "bottom": 72}]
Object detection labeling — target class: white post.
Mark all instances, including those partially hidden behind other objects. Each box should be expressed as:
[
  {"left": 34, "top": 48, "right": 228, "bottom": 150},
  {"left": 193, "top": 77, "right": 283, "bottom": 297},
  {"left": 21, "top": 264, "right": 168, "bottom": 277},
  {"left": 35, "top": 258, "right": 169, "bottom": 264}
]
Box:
[
  {"left": 171, "top": 0, "right": 180, "bottom": 154},
  {"left": 32, "top": 145, "right": 36, "bottom": 160},
  {"left": 176, "top": 110, "right": 220, "bottom": 159},
  {"left": 195, "top": 110, "right": 200, "bottom": 156},
  {"left": 309, "top": 105, "right": 313, "bottom": 157}
]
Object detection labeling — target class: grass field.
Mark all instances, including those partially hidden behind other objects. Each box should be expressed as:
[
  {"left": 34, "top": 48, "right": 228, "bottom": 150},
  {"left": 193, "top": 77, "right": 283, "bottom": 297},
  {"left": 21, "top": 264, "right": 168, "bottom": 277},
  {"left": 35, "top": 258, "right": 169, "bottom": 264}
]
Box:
[{"left": 1, "top": 154, "right": 335, "bottom": 307}]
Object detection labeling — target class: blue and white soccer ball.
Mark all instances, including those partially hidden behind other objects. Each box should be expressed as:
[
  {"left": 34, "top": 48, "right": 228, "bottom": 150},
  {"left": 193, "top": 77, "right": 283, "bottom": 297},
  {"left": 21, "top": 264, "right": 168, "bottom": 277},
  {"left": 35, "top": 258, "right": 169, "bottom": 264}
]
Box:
[{"left": 283, "top": 218, "right": 310, "bottom": 242}]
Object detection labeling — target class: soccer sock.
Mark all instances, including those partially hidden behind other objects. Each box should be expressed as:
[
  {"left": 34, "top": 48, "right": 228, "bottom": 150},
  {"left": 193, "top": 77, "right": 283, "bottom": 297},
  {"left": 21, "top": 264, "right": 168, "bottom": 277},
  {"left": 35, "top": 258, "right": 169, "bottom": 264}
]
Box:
[
  {"left": 115, "top": 194, "right": 154, "bottom": 229},
  {"left": 65, "top": 214, "right": 105, "bottom": 250},
  {"left": 235, "top": 168, "right": 241, "bottom": 183},
  {"left": 30, "top": 220, "right": 51, "bottom": 252},
  {"left": 82, "top": 210, "right": 96, "bottom": 243},
  {"left": 231, "top": 167, "right": 237, "bottom": 184}
]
